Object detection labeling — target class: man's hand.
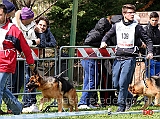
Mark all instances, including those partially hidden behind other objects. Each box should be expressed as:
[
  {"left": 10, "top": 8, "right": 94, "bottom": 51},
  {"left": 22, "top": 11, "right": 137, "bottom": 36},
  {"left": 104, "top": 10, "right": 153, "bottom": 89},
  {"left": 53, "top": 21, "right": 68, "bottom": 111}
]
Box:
[
  {"left": 35, "top": 26, "right": 43, "bottom": 33},
  {"left": 29, "top": 64, "right": 36, "bottom": 71},
  {"left": 141, "top": 42, "right": 146, "bottom": 48},
  {"left": 100, "top": 42, "right": 107, "bottom": 48},
  {"left": 35, "top": 38, "right": 40, "bottom": 45},
  {"left": 146, "top": 53, "right": 153, "bottom": 59}
]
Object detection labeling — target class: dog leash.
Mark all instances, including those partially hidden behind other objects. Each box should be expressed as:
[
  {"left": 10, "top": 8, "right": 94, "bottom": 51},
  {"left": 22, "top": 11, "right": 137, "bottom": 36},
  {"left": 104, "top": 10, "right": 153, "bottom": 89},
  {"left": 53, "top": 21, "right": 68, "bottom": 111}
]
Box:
[
  {"left": 56, "top": 46, "right": 140, "bottom": 77},
  {"left": 55, "top": 46, "right": 151, "bottom": 83},
  {"left": 136, "top": 56, "right": 148, "bottom": 88},
  {"left": 55, "top": 47, "right": 149, "bottom": 77},
  {"left": 55, "top": 48, "right": 102, "bottom": 78}
]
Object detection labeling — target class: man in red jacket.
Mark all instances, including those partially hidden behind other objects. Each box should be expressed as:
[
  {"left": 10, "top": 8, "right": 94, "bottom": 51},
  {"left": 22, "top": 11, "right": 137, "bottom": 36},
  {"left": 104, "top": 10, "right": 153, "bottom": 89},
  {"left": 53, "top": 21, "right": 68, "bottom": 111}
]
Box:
[{"left": 0, "top": 4, "right": 35, "bottom": 115}]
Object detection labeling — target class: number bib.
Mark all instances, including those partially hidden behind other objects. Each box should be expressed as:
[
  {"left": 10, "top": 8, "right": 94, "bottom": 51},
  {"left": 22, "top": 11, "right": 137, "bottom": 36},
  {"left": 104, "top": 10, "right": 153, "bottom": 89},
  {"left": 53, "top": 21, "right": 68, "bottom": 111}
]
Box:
[{"left": 116, "top": 21, "right": 137, "bottom": 48}]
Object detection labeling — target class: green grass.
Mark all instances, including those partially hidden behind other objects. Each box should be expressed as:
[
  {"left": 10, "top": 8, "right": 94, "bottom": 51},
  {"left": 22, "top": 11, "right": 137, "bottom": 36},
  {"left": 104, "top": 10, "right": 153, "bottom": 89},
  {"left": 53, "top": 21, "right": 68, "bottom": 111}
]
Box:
[{"left": 1, "top": 92, "right": 160, "bottom": 119}]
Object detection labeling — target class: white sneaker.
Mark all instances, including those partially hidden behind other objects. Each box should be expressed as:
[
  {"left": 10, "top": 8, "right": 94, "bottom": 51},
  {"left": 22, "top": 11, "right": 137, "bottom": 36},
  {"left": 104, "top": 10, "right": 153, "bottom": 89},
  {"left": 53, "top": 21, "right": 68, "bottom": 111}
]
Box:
[
  {"left": 22, "top": 107, "right": 31, "bottom": 113},
  {"left": 78, "top": 105, "right": 90, "bottom": 109},
  {"left": 22, "top": 104, "right": 40, "bottom": 113},
  {"left": 29, "top": 104, "right": 40, "bottom": 112}
]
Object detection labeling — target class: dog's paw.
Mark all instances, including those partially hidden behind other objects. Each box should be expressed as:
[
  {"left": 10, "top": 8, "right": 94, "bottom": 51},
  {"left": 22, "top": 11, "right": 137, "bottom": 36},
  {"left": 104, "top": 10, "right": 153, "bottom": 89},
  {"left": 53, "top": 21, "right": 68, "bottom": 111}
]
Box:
[{"left": 154, "top": 104, "right": 160, "bottom": 107}]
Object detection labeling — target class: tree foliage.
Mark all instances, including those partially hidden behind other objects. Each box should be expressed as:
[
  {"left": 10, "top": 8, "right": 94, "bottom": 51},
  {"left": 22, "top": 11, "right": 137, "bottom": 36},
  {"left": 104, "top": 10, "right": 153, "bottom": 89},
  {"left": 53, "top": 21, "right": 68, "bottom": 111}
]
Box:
[
  {"left": 10, "top": 0, "right": 160, "bottom": 46},
  {"left": 47, "top": 0, "right": 160, "bottom": 46}
]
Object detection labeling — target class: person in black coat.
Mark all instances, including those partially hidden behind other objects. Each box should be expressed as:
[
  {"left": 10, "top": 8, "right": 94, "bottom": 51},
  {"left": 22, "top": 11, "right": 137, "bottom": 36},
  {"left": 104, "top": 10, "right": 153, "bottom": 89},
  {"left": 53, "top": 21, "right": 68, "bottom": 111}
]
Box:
[
  {"left": 144, "top": 12, "right": 160, "bottom": 77},
  {"left": 84, "top": 18, "right": 112, "bottom": 47},
  {"left": 78, "top": 18, "right": 112, "bottom": 109}
]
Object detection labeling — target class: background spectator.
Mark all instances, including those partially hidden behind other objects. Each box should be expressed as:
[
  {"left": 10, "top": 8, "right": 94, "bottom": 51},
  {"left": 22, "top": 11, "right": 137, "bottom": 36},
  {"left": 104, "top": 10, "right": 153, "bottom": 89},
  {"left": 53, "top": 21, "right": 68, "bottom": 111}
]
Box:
[
  {"left": 2, "top": 0, "right": 16, "bottom": 21},
  {"left": 35, "top": 16, "right": 56, "bottom": 48},
  {"left": 78, "top": 18, "right": 112, "bottom": 109},
  {"left": 35, "top": 16, "right": 56, "bottom": 58},
  {"left": 144, "top": 12, "right": 160, "bottom": 77},
  {"left": 12, "top": 7, "right": 40, "bottom": 113}
]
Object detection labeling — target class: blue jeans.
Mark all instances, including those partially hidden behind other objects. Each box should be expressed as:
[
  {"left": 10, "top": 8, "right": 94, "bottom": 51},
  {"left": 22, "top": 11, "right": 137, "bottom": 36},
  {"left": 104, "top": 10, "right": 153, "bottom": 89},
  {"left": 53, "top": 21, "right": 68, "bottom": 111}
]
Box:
[
  {"left": 7, "top": 61, "right": 25, "bottom": 98},
  {"left": 0, "top": 72, "right": 22, "bottom": 115},
  {"left": 146, "top": 59, "right": 160, "bottom": 77},
  {"left": 79, "top": 59, "right": 98, "bottom": 106},
  {"left": 22, "top": 63, "right": 37, "bottom": 107},
  {"left": 112, "top": 58, "right": 136, "bottom": 109}
]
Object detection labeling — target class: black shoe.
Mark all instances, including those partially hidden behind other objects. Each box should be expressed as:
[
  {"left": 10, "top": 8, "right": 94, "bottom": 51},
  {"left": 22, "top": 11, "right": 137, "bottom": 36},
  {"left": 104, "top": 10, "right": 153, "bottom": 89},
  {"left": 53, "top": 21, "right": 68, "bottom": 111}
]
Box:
[{"left": 116, "top": 108, "right": 125, "bottom": 112}]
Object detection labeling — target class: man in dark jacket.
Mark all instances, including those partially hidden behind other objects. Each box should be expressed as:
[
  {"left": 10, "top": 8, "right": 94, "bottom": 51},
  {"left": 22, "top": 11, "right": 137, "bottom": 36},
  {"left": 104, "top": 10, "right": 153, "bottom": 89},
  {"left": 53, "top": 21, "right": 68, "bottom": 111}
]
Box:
[
  {"left": 100, "top": 4, "right": 153, "bottom": 112},
  {"left": 84, "top": 18, "right": 112, "bottom": 47},
  {"left": 35, "top": 16, "right": 56, "bottom": 48},
  {"left": 144, "top": 12, "right": 160, "bottom": 77},
  {"left": 78, "top": 18, "right": 112, "bottom": 109}
]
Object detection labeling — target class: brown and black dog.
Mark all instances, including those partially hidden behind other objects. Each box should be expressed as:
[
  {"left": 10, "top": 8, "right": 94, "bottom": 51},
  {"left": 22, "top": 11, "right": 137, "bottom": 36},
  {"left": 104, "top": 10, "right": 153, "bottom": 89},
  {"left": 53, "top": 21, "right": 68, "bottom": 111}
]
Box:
[
  {"left": 129, "top": 76, "right": 160, "bottom": 110},
  {"left": 26, "top": 71, "right": 78, "bottom": 112}
]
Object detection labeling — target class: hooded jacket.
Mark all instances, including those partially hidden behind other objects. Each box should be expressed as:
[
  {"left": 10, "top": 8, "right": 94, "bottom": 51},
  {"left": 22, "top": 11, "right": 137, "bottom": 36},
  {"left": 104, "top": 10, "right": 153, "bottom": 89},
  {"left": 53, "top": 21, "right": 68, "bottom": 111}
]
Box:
[
  {"left": 12, "top": 10, "right": 38, "bottom": 47},
  {"left": 0, "top": 20, "right": 34, "bottom": 73}
]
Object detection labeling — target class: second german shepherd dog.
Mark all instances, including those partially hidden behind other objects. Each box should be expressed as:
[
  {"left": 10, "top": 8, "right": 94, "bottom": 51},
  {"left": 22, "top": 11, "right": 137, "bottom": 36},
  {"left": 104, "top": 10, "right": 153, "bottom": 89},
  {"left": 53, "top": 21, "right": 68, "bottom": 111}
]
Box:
[
  {"left": 26, "top": 71, "right": 78, "bottom": 112},
  {"left": 128, "top": 76, "right": 160, "bottom": 110}
]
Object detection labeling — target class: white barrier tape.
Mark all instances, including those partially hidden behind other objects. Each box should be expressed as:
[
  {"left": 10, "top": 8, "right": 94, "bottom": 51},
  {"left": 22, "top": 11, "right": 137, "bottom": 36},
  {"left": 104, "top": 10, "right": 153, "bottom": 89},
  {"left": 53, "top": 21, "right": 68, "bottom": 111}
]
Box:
[
  {"left": 0, "top": 111, "right": 107, "bottom": 119},
  {"left": 0, "top": 110, "right": 160, "bottom": 118}
]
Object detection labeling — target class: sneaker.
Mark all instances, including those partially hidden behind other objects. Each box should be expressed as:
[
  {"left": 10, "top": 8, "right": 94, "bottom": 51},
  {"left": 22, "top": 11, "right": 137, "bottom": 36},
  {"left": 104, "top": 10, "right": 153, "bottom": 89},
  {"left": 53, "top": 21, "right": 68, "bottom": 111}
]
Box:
[
  {"left": 116, "top": 107, "right": 125, "bottom": 112},
  {"left": 22, "top": 107, "right": 30, "bottom": 113},
  {"left": 78, "top": 105, "right": 90, "bottom": 109},
  {"left": 29, "top": 104, "right": 40, "bottom": 112},
  {"left": 88, "top": 104, "right": 98, "bottom": 109},
  {"left": 22, "top": 104, "right": 40, "bottom": 113}
]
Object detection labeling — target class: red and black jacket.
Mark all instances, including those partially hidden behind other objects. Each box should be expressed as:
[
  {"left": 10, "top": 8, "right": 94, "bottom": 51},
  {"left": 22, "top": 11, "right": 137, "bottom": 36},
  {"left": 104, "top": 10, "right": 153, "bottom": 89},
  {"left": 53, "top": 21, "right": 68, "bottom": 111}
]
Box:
[{"left": 0, "top": 20, "right": 34, "bottom": 73}]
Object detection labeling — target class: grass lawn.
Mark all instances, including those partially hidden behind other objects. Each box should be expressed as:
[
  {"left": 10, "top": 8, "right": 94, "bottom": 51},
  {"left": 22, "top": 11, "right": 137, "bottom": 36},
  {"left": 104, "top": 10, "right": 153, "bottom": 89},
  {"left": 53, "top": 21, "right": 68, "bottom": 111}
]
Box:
[{"left": 1, "top": 92, "right": 160, "bottom": 119}]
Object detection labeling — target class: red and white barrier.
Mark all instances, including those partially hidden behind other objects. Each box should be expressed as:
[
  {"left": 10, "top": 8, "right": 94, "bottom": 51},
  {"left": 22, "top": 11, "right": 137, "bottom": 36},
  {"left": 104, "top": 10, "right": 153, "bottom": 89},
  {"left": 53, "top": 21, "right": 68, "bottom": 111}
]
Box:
[{"left": 77, "top": 48, "right": 115, "bottom": 57}]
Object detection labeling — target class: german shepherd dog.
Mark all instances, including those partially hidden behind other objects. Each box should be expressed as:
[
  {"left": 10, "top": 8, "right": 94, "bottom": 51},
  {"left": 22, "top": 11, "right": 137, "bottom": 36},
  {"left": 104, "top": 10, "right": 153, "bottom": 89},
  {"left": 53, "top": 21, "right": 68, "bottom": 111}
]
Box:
[
  {"left": 128, "top": 76, "right": 160, "bottom": 110},
  {"left": 26, "top": 71, "right": 78, "bottom": 112}
]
